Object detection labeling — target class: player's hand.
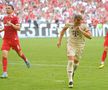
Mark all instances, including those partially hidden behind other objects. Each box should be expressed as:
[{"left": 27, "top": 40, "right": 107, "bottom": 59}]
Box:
[
  {"left": 78, "top": 26, "right": 83, "bottom": 31},
  {"left": 74, "top": 26, "right": 79, "bottom": 31},
  {"left": 7, "top": 21, "right": 13, "bottom": 26},
  {"left": 57, "top": 41, "right": 61, "bottom": 48},
  {"left": 0, "top": 29, "right": 4, "bottom": 32}
]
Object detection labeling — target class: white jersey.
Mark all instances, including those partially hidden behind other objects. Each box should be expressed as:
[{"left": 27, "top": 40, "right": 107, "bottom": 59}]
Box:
[{"left": 64, "top": 23, "right": 88, "bottom": 46}]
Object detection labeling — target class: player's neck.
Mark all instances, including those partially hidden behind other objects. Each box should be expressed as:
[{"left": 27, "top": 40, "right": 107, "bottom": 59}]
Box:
[{"left": 7, "top": 12, "right": 14, "bottom": 16}]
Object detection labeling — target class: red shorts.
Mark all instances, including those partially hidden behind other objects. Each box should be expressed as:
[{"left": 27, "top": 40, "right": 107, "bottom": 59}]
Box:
[
  {"left": 104, "top": 38, "right": 108, "bottom": 46},
  {"left": 1, "top": 39, "right": 21, "bottom": 52}
]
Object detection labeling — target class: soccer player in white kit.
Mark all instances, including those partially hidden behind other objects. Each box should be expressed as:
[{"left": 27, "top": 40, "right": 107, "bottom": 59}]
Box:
[{"left": 57, "top": 14, "right": 92, "bottom": 88}]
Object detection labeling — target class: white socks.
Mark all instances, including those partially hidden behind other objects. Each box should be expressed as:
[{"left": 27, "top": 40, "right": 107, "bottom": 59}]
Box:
[
  {"left": 73, "top": 63, "right": 79, "bottom": 72},
  {"left": 67, "top": 60, "right": 74, "bottom": 82}
]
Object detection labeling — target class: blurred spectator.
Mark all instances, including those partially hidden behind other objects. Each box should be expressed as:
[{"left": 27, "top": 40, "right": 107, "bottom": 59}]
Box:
[{"left": 0, "top": 0, "right": 108, "bottom": 26}]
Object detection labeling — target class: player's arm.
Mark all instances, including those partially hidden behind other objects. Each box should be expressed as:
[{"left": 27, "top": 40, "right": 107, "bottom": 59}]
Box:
[
  {"left": 79, "top": 27, "right": 92, "bottom": 39},
  {"left": 7, "top": 21, "right": 20, "bottom": 31},
  {"left": 0, "top": 29, "right": 4, "bottom": 32},
  {"left": 57, "top": 26, "right": 68, "bottom": 48}
]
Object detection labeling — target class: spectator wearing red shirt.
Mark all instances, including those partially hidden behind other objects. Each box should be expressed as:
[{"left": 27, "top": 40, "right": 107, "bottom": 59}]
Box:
[{"left": 91, "top": 17, "right": 99, "bottom": 28}]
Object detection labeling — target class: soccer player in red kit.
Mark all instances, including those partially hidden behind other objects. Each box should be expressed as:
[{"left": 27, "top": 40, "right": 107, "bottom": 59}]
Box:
[
  {"left": 0, "top": 5, "right": 30, "bottom": 78},
  {"left": 99, "top": 31, "right": 108, "bottom": 69}
]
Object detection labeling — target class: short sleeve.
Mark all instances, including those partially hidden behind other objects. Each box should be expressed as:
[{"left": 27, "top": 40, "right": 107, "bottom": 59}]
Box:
[
  {"left": 64, "top": 23, "right": 70, "bottom": 28},
  {"left": 81, "top": 24, "right": 89, "bottom": 32},
  {"left": 14, "top": 16, "right": 20, "bottom": 25}
]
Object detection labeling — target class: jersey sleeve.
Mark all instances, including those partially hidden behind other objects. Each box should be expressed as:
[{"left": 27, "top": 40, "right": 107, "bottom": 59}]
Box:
[
  {"left": 81, "top": 24, "right": 89, "bottom": 32},
  {"left": 64, "top": 23, "right": 70, "bottom": 28},
  {"left": 14, "top": 16, "right": 20, "bottom": 25}
]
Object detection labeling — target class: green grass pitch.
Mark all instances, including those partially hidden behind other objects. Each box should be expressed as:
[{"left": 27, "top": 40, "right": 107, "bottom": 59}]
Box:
[{"left": 0, "top": 37, "right": 108, "bottom": 90}]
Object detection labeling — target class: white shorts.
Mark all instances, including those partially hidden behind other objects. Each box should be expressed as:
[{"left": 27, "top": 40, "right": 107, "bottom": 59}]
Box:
[{"left": 67, "top": 43, "right": 85, "bottom": 60}]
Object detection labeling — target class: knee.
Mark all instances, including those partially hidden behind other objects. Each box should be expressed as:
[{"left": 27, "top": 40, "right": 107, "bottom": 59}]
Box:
[
  {"left": 68, "top": 56, "right": 75, "bottom": 61},
  {"left": 2, "top": 55, "right": 7, "bottom": 58},
  {"left": 2, "top": 51, "right": 8, "bottom": 58},
  {"left": 104, "top": 47, "right": 108, "bottom": 52}
]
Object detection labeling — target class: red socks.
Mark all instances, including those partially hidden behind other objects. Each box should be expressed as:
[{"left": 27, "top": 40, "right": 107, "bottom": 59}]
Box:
[
  {"left": 2, "top": 53, "right": 27, "bottom": 73},
  {"left": 2, "top": 54, "right": 27, "bottom": 72},
  {"left": 101, "top": 51, "right": 107, "bottom": 62},
  {"left": 2, "top": 57, "right": 7, "bottom": 72}
]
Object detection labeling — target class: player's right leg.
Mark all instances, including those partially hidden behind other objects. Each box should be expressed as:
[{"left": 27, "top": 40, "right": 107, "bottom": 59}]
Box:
[
  {"left": 1, "top": 50, "right": 9, "bottom": 78},
  {"left": 67, "top": 56, "right": 74, "bottom": 88},
  {"left": 1, "top": 39, "right": 10, "bottom": 78},
  {"left": 67, "top": 44, "right": 75, "bottom": 88}
]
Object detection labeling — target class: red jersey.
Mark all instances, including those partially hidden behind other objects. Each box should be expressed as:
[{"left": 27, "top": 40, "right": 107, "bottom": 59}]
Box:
[{"left": 3, "top": 14, "right": 20, "bottom": 40}]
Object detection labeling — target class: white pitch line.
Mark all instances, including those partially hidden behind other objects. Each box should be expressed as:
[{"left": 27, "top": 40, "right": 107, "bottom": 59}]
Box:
[
  {"left": 1, "top": 62, "right": 66, "bottom": 67},
  {"left": 0, "top": 62, "right": 96, "bottom": 68}
]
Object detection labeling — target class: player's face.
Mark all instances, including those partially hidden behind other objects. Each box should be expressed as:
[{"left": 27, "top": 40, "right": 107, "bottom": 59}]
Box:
[
  {"left": 6, "top": 6, "right": 13, "bottom": 14},
  {"left": 74, "top": 18, "right": 82, "bottom": 25}
]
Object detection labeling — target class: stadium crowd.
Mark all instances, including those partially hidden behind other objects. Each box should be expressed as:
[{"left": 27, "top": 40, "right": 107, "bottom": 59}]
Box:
[{"left": 0, "top": 0, "right": 108, "bottom": 27}]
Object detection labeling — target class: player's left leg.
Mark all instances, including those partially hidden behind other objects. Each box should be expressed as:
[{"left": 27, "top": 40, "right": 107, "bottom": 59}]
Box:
[
  {"left": 99, "top": 46, "right": 108, "bottom": 69},
  {"left": 12, "top": 40, "right": 31, "bottom": 68},
  {"left": 73, "top": 59, "right": 79, "bottom": 77},
  {"left": 16, "top": 50, "right": 31, "bottom": 68},
  {"left": 73, "top": 46, "right": 84, "bottom": 73}
]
